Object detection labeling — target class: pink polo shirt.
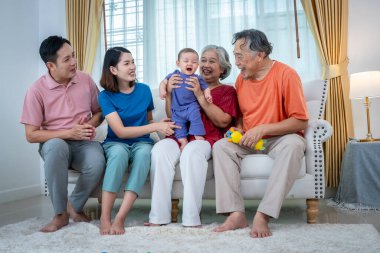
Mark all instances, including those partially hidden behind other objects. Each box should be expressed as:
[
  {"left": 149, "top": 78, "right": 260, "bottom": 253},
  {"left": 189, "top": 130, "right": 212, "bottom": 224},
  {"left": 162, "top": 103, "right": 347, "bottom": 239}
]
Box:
[{"left": 20, "top": 71, "right": 101, "bottom": 130}]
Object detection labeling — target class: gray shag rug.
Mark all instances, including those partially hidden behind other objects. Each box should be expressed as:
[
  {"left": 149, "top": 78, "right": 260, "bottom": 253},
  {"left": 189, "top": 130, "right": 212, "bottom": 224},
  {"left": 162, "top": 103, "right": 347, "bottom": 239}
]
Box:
[{"left": 0, "top": 218, "right": 379, "bottom": 253}]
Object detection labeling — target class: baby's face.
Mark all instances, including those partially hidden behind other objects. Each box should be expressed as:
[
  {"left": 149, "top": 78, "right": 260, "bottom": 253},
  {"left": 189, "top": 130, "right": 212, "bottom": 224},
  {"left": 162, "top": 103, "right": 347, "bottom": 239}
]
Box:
[{"left": 177, "top": 52, "right": 199, "bottom": 75}]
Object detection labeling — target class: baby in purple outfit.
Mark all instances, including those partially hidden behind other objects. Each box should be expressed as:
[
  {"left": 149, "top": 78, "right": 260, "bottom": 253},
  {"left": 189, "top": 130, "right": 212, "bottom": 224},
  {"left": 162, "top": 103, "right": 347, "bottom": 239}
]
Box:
[{"left": 159, "top": 48, "right": 212, "bottom": 150}]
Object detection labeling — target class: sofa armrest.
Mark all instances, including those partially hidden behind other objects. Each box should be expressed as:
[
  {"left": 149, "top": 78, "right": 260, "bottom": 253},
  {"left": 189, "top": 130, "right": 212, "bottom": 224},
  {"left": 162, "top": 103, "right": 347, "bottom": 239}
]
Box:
[
  {"left": 304, "top": 119, "right": 333, "bottom": 175},
  {"left": 304, "top": 119, "right": 332, "bottom": 199}
]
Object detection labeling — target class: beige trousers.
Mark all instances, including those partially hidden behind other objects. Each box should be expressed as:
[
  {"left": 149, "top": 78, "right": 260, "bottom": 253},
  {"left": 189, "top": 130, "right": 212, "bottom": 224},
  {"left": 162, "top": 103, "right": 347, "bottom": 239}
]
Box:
[{"left": 212, "top": 134, "right": 306, "bottom": 219}]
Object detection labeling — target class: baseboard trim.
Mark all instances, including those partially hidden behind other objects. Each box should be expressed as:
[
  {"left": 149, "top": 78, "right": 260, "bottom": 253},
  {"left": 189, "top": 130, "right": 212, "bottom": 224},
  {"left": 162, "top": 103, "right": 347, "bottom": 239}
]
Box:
[{"left": 0, "top": 184, "right": 41, "bottom": 205}]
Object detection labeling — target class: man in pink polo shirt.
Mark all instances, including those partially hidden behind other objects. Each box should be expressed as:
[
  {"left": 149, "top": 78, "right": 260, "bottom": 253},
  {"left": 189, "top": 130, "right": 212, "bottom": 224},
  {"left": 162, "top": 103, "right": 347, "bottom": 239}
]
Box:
[{"left": 20, "top": 36, "right": 105, "bottom": 232}]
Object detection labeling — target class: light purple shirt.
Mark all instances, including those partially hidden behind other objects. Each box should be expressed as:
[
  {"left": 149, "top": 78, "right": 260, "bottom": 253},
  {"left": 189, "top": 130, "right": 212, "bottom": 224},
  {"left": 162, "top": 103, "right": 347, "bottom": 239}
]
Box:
[{"left": 20, "top": 71, "right": 100, "bottom": 130}]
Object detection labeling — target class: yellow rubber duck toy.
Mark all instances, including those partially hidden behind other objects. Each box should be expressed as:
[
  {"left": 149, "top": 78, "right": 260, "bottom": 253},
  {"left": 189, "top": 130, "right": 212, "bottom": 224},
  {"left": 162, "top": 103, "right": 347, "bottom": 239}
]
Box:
[{"left": 226, "top": 127, "right": 266, "bottom": 151}]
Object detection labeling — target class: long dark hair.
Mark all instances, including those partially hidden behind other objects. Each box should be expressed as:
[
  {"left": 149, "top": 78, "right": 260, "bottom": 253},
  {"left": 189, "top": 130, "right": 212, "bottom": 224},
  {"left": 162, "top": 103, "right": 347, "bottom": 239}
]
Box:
[{"left": 100, "top": 47, "right": 135, "bottom": 92}]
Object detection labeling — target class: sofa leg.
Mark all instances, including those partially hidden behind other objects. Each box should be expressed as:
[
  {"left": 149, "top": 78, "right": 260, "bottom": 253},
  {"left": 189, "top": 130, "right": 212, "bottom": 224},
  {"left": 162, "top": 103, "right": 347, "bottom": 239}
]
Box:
[
  {"left": 171, "top": 199, "right": 180, "bottom": 223},
  {"left": 306, "top": 199, "right": 319, "bottom": 224},
  {"left": 83, "top": 200, "right": 102, "bottom": 220}
]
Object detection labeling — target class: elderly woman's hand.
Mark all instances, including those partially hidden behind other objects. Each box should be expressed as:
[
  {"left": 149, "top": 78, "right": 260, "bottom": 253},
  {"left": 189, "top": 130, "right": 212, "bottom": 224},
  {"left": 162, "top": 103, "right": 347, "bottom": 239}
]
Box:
[
  {"left": 185, "top": 76, "right": 203, "bottom": 98},
  {"left": 167, "top": 74, "right": 182, "bottom": 94}
]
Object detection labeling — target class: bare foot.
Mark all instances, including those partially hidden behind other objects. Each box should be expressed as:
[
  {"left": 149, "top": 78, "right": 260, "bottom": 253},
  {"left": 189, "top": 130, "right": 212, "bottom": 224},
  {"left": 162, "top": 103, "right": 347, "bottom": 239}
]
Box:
[
  {"left": 213, "top": 211, "right": 248, "bottom": 232},
  {"left": 178, "top": 138, "right": 188, "bottom": 151},
  {"left": 67, "top": 202, "right": 90, "bottom": 222},
  {"left": 194, "top": 135, "right": 205, "bottom": 140},
  {"left": 250, "top": 212, "right": 272, "bottom": 238},
  {"left": 40, "top": 213, "right": 69, "bottom": 233},
  {"left": 183, "top": 224, "right": 202, "bottom": 228},
  {"left": 110, "top": 217, "right": 125, "bottom": 235},
  {"left": 99, "top": 217, "right": 112, "bottom": 235},
  {"left": 143, "top": 222, "right": 163, "bottom": 227}
]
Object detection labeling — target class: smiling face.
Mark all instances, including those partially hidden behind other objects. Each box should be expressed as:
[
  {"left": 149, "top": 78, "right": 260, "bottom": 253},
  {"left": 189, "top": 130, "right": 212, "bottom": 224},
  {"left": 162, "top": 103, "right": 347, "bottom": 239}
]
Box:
[
  {"left": 233, "top": 38, "right": 260, "bottom": 79},
  {"left": 200, "top": 49, "right": 223, "bottom": 84},
  {"left": 47, "top": 43, "right": 77, "bottom": 84},
  {"left": 176, "top": 52, "right": 199, "bottom": 75},
  {"left": 111, "top": 52, "right": 136, "bottom": 85}
]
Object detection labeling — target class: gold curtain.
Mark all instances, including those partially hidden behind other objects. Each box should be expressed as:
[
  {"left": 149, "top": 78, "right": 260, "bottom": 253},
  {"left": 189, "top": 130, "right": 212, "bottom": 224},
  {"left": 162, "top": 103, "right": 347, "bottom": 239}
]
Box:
[
  {"left": 301, "top": 0, "right": 353, "bottom": 187},
  {"left": 66, "top": 0, "right": 104, "bottom": 74}
]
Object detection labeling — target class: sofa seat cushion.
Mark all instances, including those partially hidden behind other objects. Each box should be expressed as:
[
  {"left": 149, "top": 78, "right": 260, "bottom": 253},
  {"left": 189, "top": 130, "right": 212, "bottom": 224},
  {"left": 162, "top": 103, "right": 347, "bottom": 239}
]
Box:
[{"left": 240, "top": 154, "right": 306, "bottom": 179}]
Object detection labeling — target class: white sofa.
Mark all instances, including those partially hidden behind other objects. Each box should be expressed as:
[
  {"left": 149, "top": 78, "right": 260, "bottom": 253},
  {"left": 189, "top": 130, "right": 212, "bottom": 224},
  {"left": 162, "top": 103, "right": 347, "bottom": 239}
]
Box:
[{"left": 60, "top": 79, "right": 332, "bottom": 223}]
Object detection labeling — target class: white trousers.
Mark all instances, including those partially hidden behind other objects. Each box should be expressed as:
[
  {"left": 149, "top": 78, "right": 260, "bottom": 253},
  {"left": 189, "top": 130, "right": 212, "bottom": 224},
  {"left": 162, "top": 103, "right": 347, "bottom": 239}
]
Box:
[{"left": 149, "top": 138, "right": 211, "bottom": 226}]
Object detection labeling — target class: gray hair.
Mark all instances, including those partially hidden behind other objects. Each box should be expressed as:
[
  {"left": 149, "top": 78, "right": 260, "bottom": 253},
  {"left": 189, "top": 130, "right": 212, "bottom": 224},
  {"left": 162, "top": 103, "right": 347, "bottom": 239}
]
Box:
[
  {"left": 232, "top": 29, "right": 273, "bottom": 57},
  {"left": 201, "top": 45, "right": 232, "bottom": 80}
]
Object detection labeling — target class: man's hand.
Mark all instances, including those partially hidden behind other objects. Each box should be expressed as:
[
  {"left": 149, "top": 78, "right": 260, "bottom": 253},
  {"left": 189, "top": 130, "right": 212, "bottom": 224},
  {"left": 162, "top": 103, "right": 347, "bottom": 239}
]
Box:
[
  {"left": 69, "top": 123, "right": 96, "bottom": 140},
  {"left": 69, "top": 114, "right": 96, "bottom": 140},
  {"left": 239, "top": 125, "right": 266, "bottom": 148}
]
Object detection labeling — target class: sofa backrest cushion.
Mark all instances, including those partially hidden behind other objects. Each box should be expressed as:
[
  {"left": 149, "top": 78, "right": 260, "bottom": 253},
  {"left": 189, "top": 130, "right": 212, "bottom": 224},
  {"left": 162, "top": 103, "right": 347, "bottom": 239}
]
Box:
[{"left": 151, "top": 89, "right": 166, "bottom": 122}]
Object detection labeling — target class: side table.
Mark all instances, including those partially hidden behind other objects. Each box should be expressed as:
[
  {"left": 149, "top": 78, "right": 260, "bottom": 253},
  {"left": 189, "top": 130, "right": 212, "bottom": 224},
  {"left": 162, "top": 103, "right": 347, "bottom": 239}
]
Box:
[{"left": 335, "top": 140, "right": 380, "bottom": 208}]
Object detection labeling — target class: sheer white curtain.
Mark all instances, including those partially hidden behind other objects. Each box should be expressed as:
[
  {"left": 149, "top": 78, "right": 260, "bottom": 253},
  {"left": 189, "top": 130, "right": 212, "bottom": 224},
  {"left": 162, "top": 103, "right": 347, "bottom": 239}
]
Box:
[{"left": 105, "top": 0, "right": 321, "bottom": 88}]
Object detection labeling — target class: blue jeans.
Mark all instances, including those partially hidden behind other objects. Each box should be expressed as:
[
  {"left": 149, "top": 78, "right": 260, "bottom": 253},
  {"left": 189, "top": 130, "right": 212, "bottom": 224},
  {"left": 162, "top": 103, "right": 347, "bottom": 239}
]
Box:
[{"left": 102, "top": 141, "right": 153, "bottom": 196}]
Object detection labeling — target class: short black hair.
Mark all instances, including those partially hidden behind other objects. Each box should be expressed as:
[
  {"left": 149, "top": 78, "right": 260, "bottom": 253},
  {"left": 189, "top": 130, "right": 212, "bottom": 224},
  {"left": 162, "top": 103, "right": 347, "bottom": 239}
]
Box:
[
  {"left": 39, "top": 35, "right": 71, "bottom": 64},
  {"left": 232, "top": 29, "right": 273, "bottom": 57}
]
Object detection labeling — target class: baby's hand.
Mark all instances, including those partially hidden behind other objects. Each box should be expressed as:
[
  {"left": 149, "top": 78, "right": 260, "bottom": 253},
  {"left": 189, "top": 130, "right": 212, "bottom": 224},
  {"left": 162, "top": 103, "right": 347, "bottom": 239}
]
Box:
[
  {"left": 204, "top": 88, "right": 213, "bottom": 103},
  {"left": 159, "top": 88, "right": 167, "bottom": 100},
  {"left": 159, "top": 79, "right": 168, "bottom": 99}
]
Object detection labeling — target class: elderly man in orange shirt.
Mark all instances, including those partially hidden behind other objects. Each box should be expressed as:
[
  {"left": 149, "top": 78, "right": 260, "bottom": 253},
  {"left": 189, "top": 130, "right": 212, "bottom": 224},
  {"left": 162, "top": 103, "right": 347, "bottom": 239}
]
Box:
[
  {"left": 20, "top": 36, "right": 105, "bottom": 232},
  {"left": 212, "top": 29, "right": 309, "bottom": 238}
]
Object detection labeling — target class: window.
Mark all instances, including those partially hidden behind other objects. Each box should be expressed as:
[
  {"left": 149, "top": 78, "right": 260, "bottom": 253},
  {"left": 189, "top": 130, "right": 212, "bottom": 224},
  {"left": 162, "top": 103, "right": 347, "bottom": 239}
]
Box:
[
  {"left": 104, "top": 0, "right": 144, "bottom": 81},
  {"left": 104, "top": 0, "right": 321, "bottom": 88}
]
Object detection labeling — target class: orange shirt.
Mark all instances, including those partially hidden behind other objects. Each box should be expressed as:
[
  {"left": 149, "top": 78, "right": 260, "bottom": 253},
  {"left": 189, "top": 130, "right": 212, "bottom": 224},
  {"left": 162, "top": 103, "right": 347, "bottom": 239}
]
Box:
[{"left": 235, "top": 61, "right": 308, "bottom": 136}]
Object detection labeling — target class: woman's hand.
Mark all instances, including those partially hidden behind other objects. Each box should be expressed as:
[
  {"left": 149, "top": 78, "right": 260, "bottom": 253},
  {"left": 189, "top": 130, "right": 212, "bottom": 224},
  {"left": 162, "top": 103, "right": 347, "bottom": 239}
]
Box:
[
  {"left": 185, "top": 76, "right": 203, "bottom": 98},
  {"left": 154, "top": 118, "right": 181, "bottom": 136},
  {"left": 167, "top": 74, "right": 182, "bottom": 94}
]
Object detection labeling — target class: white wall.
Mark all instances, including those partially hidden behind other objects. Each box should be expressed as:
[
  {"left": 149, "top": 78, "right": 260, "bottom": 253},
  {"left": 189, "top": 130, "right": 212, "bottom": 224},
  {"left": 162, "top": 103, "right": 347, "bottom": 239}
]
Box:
[
  {"left": 38, "top": 0, "right": 67, "bottom": 76},
  {"left": 0, "top": 0, "right": 66, "bottom": 204},
  {"left": 348, "top": 0, "right": 380, "bottom": 139}
]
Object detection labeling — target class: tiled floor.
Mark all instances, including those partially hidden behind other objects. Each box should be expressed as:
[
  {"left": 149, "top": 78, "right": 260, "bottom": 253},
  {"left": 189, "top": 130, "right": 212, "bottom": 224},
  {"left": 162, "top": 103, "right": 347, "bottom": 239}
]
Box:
[{"left": 1, "top": 194, "right": 379, "bottom": 232}]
